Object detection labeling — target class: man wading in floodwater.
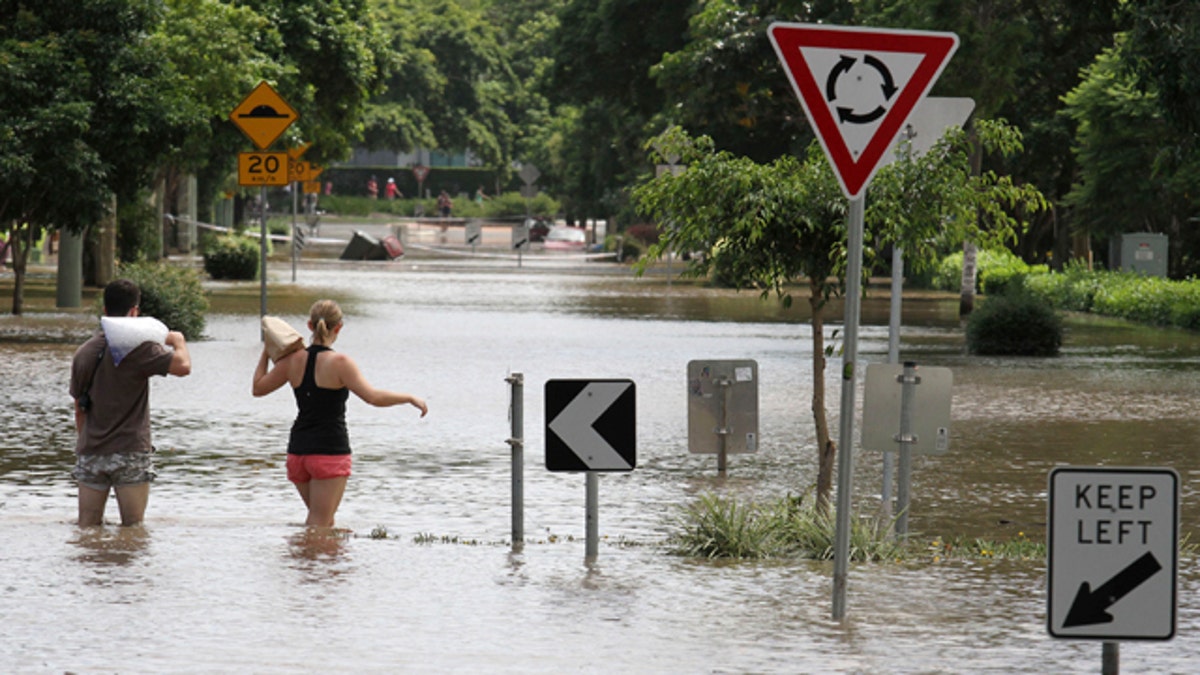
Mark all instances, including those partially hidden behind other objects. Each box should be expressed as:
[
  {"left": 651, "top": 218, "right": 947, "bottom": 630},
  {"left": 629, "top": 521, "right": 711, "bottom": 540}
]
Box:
[{"left": 69, "top": 280, "right": 192, "bottom": 526}]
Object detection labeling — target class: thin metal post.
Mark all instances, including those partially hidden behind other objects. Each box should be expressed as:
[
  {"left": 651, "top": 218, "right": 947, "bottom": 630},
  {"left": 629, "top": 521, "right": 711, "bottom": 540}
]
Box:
[
  {"left": 1102, "top": 642, "right": 1119, "bottom": 675},
  {"left": 291, "top": 181, "right": 298, "bottom": 283},
  {"left": 259, "top": 185, "right": 268, "bottom": 321},
  {"left": 832, "top": 195, "right": 865, "bottom": 621},
  {"left": 882, "top": 246, "right": 904, "bottom": 520},
  {"left": 585, "top": 473, "right": 599, "bottom": 560},
  {"left": 896, "top": 362, "right": 918, "bottom": 536},
  {"left": 506, "top": 373, "right": 525, "bottom": 548},
  {"left": 716, "top": 377, "right": 730, "bottom": 474}
]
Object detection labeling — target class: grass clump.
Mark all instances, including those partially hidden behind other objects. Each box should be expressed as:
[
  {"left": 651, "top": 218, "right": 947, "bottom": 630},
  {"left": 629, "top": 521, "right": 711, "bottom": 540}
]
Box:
[{"left": 670, "top": 493, "right": 902, "bottom": 562}]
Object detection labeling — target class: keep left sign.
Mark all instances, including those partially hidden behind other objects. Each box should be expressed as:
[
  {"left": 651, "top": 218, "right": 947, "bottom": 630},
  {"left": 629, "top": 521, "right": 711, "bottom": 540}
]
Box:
[{"left": 1048, "top": 467, "right": 1178, "bottom": 640}]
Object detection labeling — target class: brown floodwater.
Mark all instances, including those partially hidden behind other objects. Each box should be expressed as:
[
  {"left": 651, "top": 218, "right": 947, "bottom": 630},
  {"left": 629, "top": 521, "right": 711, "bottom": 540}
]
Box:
[{"left": 1, "top": 261, "right": 1196, "bottom": 673}]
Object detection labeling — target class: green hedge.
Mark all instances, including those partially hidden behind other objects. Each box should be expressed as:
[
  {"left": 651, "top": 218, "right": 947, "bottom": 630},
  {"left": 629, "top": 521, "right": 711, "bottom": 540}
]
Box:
[
  {"left": 925, "top": 248, "right": 1047, "bottom": 294},
  {"left": 319, "top": 191, "right": 561, "bottom": 220},
  {"left": 954, "top": 256, "right": 1200, "bottom": 332}
]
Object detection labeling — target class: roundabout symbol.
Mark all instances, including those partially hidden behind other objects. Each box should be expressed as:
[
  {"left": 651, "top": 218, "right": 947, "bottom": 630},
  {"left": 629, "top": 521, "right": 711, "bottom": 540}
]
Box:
[{"left": 827, "top": 54, "right": 897, "bottom": 124}]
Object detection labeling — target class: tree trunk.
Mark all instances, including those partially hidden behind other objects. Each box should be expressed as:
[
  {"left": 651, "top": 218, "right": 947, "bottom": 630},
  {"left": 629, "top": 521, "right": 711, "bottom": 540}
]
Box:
[
  {"left": 959, "top": 239, "right": 977, "bottom": 317},
  {"left": 960, "top": 126, "right": 984, "bottom": 317},
  {"left": 810, "top": 276, "right": 835, "bottom": 514},
  {"left": 8, "top": 221, "right": 36, "bottom": 315}
]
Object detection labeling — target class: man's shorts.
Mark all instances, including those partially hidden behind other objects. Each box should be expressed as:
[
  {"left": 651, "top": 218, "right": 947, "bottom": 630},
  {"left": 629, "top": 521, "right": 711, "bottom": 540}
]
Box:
[
  {"left": 287, "top": 454, "right": 353, "bottom": 483},
  {"left": 72, "top": 451, "right": 156, "bottom": 490}
]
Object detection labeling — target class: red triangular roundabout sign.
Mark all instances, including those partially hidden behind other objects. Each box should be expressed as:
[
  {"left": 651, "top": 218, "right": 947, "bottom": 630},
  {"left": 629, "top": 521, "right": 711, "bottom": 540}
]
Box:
[{"left": 769, "top": 23, "right": 959, "bottom": 199}]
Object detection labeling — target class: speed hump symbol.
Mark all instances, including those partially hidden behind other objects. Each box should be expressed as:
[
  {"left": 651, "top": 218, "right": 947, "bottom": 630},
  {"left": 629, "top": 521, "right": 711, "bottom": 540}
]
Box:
[{"left": 230, "top": 81, "right": 299, "bottom": 150}]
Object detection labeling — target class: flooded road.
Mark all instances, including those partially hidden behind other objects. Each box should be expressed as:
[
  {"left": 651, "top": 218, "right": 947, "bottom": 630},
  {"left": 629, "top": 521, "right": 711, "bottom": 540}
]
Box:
[{"left": 1, "top": 262, "right": 1197, "bottom": 673}]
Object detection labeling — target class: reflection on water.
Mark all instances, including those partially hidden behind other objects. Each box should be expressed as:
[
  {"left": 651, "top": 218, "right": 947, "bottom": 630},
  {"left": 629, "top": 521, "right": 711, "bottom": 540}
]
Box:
[
  {"left": 70, "top": 525, "right": 151, "bottom": 569},
  {"left": 3, "top": 265, "right": 1200, "bottom": 672},
  {"left": 285, "top": 527, "right": 353, "bottom": 583}
]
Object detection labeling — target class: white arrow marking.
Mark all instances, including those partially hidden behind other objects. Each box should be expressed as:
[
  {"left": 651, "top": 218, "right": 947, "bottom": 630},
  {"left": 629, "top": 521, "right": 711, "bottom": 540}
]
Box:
[{"left": 548, "top": 382, "right": 632, "bottom": 470}]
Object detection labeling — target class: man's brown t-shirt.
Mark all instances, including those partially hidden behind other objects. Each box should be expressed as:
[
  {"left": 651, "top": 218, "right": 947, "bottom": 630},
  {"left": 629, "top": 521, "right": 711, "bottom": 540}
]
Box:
[{"left": 70, "top": 332, "right": 173, "bottom": 456}]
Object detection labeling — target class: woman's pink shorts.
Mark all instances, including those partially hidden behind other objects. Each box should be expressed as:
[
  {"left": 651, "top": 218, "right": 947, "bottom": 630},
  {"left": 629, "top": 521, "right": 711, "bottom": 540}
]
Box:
[{"left": 287, "top": 454, "right": 352, "bottom": 483}]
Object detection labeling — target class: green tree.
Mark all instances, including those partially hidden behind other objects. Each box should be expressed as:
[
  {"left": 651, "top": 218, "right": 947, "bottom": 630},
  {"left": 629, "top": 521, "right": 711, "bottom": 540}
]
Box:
[
  {"left": 367, "top": 0, "right": 516, "bottom": 172},
  {"left": 1063, "top": 41, "right": 1200, "bottom": 276},
  {"left": 652, "top": 0, "right": 855, "bottom": 163},
  {"left": 543, "top": 0, "right": 693, "bottom": 224},
  {"left": 634, "top": 125, "right": 1043, "bottom": 510},
  {"left": 1, "top": 0, "right": 193, "bottom": 314},
  {"left": 152, "top": 0, "right": 285, "bottom": 229},
  {"left": 242, "top": 0, "right": 392, "bottom": 167}
]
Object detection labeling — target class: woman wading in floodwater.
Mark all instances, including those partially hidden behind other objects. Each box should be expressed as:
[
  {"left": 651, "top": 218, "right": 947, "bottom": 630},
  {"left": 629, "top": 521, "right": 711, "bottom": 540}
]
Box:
[{"left": 252, "top": 300, "right": 427, "bottom": 527}]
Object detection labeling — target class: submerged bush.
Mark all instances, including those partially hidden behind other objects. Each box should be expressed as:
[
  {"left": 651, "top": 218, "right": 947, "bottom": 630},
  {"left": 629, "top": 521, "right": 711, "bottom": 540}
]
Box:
[
  {"left": 966, "top": 294, "right": 1062, "bottom": 356},
  {"left": 116, "top": 261, "right": 208, "bottom": 340},
  {"left": 203, "top": 234, "right": 260, "bottom": 281}
]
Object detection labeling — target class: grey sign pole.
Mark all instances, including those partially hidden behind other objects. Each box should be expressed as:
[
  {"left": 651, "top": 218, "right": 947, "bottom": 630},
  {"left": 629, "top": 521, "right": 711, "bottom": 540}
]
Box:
[
  {"left": 895, "top": 362, "right": 918, "bottom": 535},
  {"left": 832, "top": 194, "right": 865, "bottom": 621},
  {"left": 1102, "top": 642, "right": 1118, "bottom": 675},
  {"left": 259, "top": 185, "right": 268, "bottom": 321},
  {"left": 506, "top": 373, "right": 525, "bottom": 549},
  {"left": 881, "top": 246, "right": 903, "bottom": 521},
  {"left": 715, "top": 377, "right": 731, "bottom": 473},
  {"left": 291, "top": 181, "right": 299, "bottom": 283},
  {"left": 585, "top": 473, "right": 599, "bottom": 560}
]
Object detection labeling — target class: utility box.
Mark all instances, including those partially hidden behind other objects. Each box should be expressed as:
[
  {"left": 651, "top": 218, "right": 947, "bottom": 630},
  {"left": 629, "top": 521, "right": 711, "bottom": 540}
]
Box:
[{"left": 1110, "top": 233, "right": 1168, "bottom": 277}]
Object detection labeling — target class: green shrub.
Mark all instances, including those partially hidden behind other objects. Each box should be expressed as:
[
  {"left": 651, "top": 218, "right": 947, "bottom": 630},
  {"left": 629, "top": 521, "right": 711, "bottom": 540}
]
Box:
[
  {"left": 928, "top": 248, "right": 1033, "bottom": 293},
  {"left": 203, "top": 234, "right": 260, "bottom": 281},
  {"left": 966, "top": 294, "right": 1062, "bottom": 356},
  {"left": 980, "top": 260, "right": 1049, "bottom": 296},
  {"left": 481, "top": 191, "right": 561, "bottom": 218},
  {"left": 116, "top": 262, "right": 208, "bottom": 340}
]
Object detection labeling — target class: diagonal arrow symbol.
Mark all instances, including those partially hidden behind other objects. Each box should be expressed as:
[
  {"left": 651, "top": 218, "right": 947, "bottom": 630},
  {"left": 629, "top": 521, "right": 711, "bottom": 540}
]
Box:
[
  {"left": 1063, "top": 551, "right": 1162, "bottom": 628},
  {"left": 548, "top": 382, "right": 633, "bottom": 471}
]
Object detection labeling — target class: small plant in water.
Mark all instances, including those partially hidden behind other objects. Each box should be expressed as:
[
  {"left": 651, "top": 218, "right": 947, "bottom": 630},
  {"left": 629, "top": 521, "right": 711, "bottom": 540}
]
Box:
[{"left": 369, "top": 525, "right": 390, "bottom": 540}]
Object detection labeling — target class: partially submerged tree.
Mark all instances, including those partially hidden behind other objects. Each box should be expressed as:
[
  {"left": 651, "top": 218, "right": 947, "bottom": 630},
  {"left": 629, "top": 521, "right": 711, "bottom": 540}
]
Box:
[
  {"left": 634, "top": 125, "right": 1044, "bottom": 511},
  {"left": 1, "top": 0, "right": 193, "bottom": 314}
]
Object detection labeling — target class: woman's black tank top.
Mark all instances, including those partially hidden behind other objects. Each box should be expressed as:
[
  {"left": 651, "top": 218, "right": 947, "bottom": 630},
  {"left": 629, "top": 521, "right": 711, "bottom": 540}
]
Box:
[{"left": 288, "top": 345, "right": 351, "bottom": 455}]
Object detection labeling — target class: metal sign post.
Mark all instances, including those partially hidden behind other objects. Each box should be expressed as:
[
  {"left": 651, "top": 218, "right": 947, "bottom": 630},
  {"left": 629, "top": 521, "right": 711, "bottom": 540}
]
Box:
[
  {"left": 1048, "top": 467, "right": 1178, "bottom": 643},
  {"left": 585, "top": 473, "right": 599, "bottom": 559},
  {"left": 895, "top": 362, "right": 917, "bottom": 535},
  {"left": 768, "top": 23, "right": 958, "bottom": 621},
  {"left": 259, "top": 185, "right": 268, "bottom": 319},
  {"left": 506, "top": 373, "right": 525, "bottom": 549},
  {"left": 687, "top": 360, "right": 759, "bottom": 474},
  {"left": 230, "top": 81, "right": 298, "bottom": 323},
  {"left": 831, "top": 195, "right": 864, "bottom": 621},
  {"left": 545, "top": 379, "right": 636, "bottom": 561},
  {"left": 862, "top": 362, "right": 952, "bottom": 535}
]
